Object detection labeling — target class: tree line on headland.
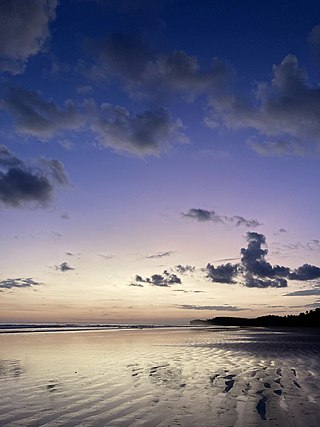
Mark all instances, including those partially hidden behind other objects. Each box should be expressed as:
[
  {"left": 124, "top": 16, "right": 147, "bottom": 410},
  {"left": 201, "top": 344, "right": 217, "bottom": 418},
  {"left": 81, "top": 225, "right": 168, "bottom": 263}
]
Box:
[{"left": 190, "top": 308, "right": 320, "bottom": 327}]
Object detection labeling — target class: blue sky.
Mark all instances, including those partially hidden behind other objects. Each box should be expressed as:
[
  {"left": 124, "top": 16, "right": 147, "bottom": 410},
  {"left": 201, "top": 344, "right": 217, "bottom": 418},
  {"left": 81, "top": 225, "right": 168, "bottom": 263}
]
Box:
[{"left": 0, "top": 0, "right": 320, "bottom": 324}]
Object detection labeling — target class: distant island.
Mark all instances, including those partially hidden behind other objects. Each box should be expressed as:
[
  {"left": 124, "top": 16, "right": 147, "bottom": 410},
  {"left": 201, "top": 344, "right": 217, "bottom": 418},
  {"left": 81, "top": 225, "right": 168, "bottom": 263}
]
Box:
[{"left": 190, "top": 308, "right": 320, "bottom": 328}]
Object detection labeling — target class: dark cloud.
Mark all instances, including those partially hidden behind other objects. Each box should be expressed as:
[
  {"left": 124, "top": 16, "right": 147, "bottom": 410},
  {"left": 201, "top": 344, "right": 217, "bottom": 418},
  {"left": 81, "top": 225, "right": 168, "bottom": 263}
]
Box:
[
  {"left": 90, "top": 33, "right": 233, "bottom": 100},
  {"left": 146, "top": 251, "right": 173, "bottom": 259},
  {"left": 240, "top": 232, "right": 290, "bottom": 280},
  {"left": 131, "top": 270, "right": 181, "bottom": 287},
  {"left": 2, "top": 87, "right": 82, "bottom": 138},
  {"left": 174, "top": 265, "right": 196, "bottom": 274},
  {"left": 205, "top": 232, "right": 320, "bottom": 289},
  {"left": 206, "top": 263, "right": 239, "bottom": 284},
  {"left": 0, "top": 0, "right": 57, "bottom": 74},
  {"left": 93, "top": 105, "right": 187, "bottom": 156},
  {"left": 55, "top": 262, "right": 74, "bottom": 272},
  {"left": 129, "top": 233, "right": 320, "bottom": 290},
  {"left": 0, "top": 167, "right": 52, "bottom": 207},
  {"left": 0, "top": 146, "right": 68, "bottom": 208},
  {"left": 176, "top": 304, "right": 249, "bottom": 311},
  {"left": 182, "top": 208, "right": 261, "bottom": 228},
  {"left": 244, "top": 274, "right": 288, "bottom": 288},
  {"left": 207, "top": 54, "right": 320, "bottom": 156},
  {"left": 2, "top": 86, "right": 187, "bottom": 157},
  {"left": 289, "top": 264, "right": 320, "bottom": 281},
  {"left": 61, "top": 212, "right": 69, "bottom": 220},
  {"left": 0, "top": 277, "right": 42, "bottom": 290}
]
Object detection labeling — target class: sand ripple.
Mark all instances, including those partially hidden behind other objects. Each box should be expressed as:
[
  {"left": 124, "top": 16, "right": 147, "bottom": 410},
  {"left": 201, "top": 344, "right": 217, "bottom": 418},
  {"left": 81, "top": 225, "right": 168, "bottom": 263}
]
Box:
[{"left": 0, "top": 328, "right": 319, "bottom": 426}]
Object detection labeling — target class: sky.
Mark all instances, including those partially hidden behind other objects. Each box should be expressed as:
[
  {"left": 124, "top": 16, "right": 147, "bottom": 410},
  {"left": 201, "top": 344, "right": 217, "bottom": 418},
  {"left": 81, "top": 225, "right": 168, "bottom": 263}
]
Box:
[{"left": 1, "top": 0, "right": 320, "bottom": 324}]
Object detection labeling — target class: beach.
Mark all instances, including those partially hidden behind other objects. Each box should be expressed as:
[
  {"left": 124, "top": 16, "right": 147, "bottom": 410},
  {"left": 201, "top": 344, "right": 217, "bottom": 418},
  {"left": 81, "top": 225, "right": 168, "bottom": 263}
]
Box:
[{"left": 0, "top": 327, "right": 319, "bottom": 426}]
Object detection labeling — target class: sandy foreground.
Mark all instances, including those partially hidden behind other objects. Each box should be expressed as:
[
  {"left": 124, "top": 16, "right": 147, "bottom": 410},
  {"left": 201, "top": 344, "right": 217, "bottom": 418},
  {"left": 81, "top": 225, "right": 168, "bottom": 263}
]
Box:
[{"left": 0, "top": 327, "right": 319, "bottom": 426}]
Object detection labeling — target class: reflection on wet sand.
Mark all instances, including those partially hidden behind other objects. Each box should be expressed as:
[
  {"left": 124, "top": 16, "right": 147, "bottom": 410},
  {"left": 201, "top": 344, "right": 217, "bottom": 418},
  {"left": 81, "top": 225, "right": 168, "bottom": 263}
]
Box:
[{"left": 0, "top": 327, "right": 319, "bottom": 426}]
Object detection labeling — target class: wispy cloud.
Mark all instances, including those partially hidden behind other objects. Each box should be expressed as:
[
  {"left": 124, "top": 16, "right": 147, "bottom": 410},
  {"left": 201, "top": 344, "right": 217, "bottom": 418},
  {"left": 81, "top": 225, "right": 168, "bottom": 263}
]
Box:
[
  {"left": 182, "top": 208, "right": 261, "bottom": 228},
  {"left": 285, "top": 288, "right": 320, "bottom": 297},
  {"left": 146, "top": 251, "right": 173, "bottom": 259},
  {"left": 176, "top": 304, "right": 249, "bottom": 311}
]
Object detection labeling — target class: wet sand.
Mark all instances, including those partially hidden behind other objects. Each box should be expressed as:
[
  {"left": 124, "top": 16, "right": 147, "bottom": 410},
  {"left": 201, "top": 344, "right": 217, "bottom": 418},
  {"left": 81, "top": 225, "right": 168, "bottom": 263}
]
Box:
[{"left": 0, "top": 327, "right": 319, "bottom": 426}]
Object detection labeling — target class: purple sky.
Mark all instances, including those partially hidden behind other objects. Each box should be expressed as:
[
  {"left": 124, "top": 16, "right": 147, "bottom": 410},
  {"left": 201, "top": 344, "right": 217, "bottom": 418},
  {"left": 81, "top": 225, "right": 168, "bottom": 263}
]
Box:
[{"left": 0, "top": 0, "right": 320, "bottom": 324}]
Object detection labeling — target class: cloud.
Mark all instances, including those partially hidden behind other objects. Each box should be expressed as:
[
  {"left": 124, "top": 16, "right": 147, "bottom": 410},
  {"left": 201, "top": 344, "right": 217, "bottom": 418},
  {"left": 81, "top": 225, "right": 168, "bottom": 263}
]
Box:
[
  {"left": 0, "top": 145, "right": 23, "bottom": 168},
  {"left": 89, "top": 33, "right": 233, "bottom": 100},
  {"left": 98, "top": 254, "right": 114, "bottom": 260},
  {"left": 206, "top": 263, "right": 239, "bottom": 284},
  {"left": 55, "top": 262, "right": 74, "bottom": 272},
  {"left": 240, "top": 232, "right": 290, "bottom": 279},
  {"left": 0, "top": 0, "right": 57, "bottom": 74},
  {"left": 305, "top": 299, "right": 320, "bottom": 308},
  {"left": 243, "top": 274, "right": 288, "bottom": 288},
  {"left": 0, "top": 146, "right": 68, "bottom": 208},
  {"left": 2, "top": 86, "right": 187, "bottom": 157},
  {"left": 182, "top": 208, "right": 261, "bottom": 228},
  {"left": 308, "top": 25, "right": 320, "bottom": 63},
  {"left": 92, "top": 104, "right": 187, "bottom": 156},
  {"left": 129, "top": 282, "right": 144, "bottom": 287},
  {"left": 176, "top": 304, "right": 249, "bottom": 311},
  {"left": 204, "top": 232, "right": 320, "bottom": 289},
  {"left": 128, "top": 232, "right": 320, "bottom": 290},
  {"left": 285, "top": 288, "right": 320, "bottom": 297},
  {"left": 288, "top": 264, "right": 320, "bottom": 281},
  {"left": 0, "top": 277, "right": 42, "bottom": 290},
  {"left": 0, "top": 168, "right": 53, "bottom": 207},
  {"left": 2, "top": 87, "right": 83, "bottom": 139},
  {"left": 39, "top": 158, "right": 69, "bottom": 185},
  {"left": 283, "top": 240, "right": 320, "bottom": 252},
  {"left": 146, "top": 251, "right": 173, "bottom": 259},
  {"left": 131, "top": 270, "right": 181, "bottom": 287},
  {"left": 207, "top": 54, "right": 320, "bottom": 156},
  {"left": 174, "top": 265, "right": 196, "bottom": 274}
]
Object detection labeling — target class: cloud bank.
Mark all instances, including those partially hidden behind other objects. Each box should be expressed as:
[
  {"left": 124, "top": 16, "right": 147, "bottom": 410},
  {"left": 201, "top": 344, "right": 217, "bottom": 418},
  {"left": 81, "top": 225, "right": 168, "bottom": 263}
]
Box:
[{"left": 207, "top": 54, "right": 320, "bottom": 156}]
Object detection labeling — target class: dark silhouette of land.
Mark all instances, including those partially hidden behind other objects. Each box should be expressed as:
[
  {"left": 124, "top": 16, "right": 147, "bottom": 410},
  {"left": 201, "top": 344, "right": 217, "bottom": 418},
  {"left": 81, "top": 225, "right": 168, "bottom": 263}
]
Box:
[{"left": 190, "top": 308, "right": 320, "bottom": 327}]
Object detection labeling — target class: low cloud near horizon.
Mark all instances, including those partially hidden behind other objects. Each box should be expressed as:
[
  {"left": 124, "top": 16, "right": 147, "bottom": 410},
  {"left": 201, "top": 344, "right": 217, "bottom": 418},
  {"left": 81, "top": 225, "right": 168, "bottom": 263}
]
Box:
[{"left": 131, "top": 232, "right": 320, "bottom": 291}]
